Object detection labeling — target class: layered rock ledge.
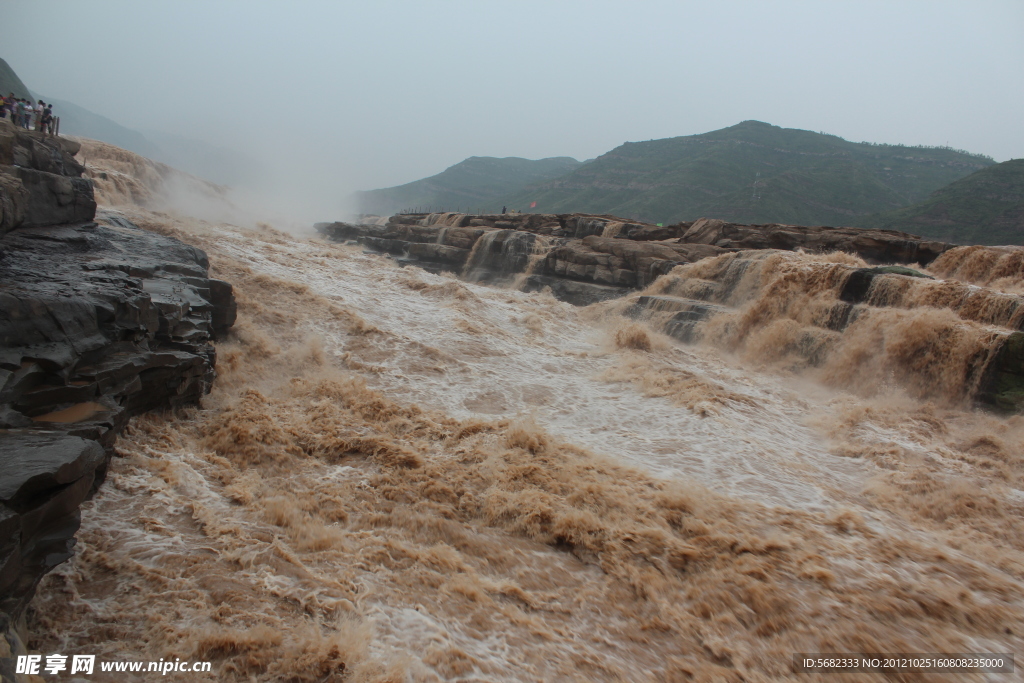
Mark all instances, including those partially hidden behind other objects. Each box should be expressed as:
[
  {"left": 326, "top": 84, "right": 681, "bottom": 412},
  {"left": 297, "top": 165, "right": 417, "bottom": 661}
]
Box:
[
  {"left": 316, "top": 211, "right": 1020, "bottom": 411},
  {"left": 1, "top": 121, "right": 95, "bottom": 235},
  {"left": 0, "top": 216, "right": 237, "bottom": 638},
  {"left": 624, "top": 251, "right": 1024, "bottom": 412},
  {"left": 316, "top": 211, "right": 955, "bottom": 305},
  {"left": 0, "top": 122, "right": 236, "bottom": 658}
]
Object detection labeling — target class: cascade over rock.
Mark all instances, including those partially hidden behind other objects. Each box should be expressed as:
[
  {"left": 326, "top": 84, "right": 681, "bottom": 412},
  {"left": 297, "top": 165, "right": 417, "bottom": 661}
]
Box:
[
  {"left": 316, "top": 211, "right": 1022, "bottom": 411},
  {"left": 680, "top": 217, "right": 951, "bottom": 264},
  {"left": 626, "top": 250, "right": 1024, "bottom": 411},
  {"left": 0, "top": 121, "right": 236, "bottom": 655},
  {"left": 316, "top": 211, "right": 956, "bottom": 305}
]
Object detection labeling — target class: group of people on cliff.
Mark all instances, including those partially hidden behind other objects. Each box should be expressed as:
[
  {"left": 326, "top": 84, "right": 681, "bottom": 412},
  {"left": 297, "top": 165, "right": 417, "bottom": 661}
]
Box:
[{"left": 1, "top": 94, "right": 55, "bottom": 134}]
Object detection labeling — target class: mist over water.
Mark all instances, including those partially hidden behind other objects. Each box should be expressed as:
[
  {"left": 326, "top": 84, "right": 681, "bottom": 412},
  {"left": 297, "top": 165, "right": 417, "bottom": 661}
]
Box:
[{"left": 19, "top": 142, "right": 1024, "bottom": 681}]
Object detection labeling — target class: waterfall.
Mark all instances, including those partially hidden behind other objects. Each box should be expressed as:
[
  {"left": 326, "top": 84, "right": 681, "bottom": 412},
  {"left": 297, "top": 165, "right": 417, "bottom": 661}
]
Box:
[
  {"left": 462, "top": 230, "right": 538, "bottom": 283},
  {"left": 601, "top": 222, "right": 624, "bottom": 238}
]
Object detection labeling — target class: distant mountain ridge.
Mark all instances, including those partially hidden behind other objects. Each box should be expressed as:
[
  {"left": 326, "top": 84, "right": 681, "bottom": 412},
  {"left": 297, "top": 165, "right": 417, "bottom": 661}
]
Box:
[
  {"left": 37, "top": 95, "right": 165, "bottom": 160},
  {"left": 2, "top": 55, "right": 255, "bottom": 187},
  {"left": 496, "top": 121, "right": 994, "bottom": 226},
  {"left": 0, "top": 57, "right": 32, "bottom": 100},
  {"left": 357, "top": 156, "right": 582, "bottom": 215},
  {"left": 36, "top": 95, "right": 258, "bottom": 187},
  {"left": 360, "top": 121, "right": 997, "bottom": 231},
  {"left": 860, "top": 159, "right": 1024, "bottom": 245}
]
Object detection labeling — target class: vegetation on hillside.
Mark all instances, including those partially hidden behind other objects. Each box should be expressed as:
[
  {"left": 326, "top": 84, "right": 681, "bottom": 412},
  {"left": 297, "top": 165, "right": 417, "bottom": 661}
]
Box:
[
  {"left": 858, "top": 159, "right": 1024, "bottom": 245},
  {"left": 0, "top": 57, "right": 32, "bottom": 100},
  {"left": 497, "top": 121, "right": 994, "bottom": 225}
]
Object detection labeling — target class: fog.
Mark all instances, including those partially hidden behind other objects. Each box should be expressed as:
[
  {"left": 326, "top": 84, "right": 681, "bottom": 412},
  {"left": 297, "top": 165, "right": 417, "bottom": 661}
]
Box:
[{"left": 4, "top": 0, "right": 1023, "bottom": 221}]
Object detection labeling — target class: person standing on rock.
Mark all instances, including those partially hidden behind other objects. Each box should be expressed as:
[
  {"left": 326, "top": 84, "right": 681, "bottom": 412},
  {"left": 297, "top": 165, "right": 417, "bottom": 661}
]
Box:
[
  {"left": 502, "top": 206, "right": 507, "bottom": 215},
  {"left": 40, "top": 106, "right": 52, "bottom": 137}
]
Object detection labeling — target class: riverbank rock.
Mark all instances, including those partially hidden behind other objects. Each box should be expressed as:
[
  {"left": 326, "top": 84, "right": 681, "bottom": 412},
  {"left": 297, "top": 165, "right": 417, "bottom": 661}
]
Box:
[
  {"left": 0, "top": 213, "right": 236, "bottom": 640},
  {"left": 0, "top": 434, "right": 104, "bottom": 621},
  {"left": 1, "top": 214, "right": 236, "bottom": 436},
  {"left": 0, "top": 121, "right": 95, "bottom": 235},
  {"left": 0, "top": 124, "right": 237, "bottom": 647}
]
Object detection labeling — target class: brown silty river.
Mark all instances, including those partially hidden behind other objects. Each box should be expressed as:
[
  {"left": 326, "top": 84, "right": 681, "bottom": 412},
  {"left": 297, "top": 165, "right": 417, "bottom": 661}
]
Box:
[{"left": 25, "top": 142, "right": 1024, "bottom": 682}]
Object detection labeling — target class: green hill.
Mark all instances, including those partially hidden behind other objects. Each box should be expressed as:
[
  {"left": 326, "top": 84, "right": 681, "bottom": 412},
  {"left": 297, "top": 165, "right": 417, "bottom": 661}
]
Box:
[
  {"left": 858, "top": 159, "right": 1024, "bottom": 245},
  {"left": 497, "top": 121, "right": 994, "bottom": 225},
  {"left": 0, "top": 57, "right": 31, "bottom": 100},
  {"left": 357, "top": 156, "right": 582, "bottom": 215}
]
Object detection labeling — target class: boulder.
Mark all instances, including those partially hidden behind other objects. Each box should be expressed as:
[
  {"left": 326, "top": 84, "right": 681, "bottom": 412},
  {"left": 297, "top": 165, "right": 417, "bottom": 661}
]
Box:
[
  {"left": 521, "top": 275, "right": 630, "bottom": 306},
  {"left": 977, "top": 332, "right": 1024, "bottom": 413}
]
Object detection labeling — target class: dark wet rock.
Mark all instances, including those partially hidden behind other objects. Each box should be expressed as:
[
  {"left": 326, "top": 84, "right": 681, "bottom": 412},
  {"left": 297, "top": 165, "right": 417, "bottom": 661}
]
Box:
[
  {"left": 0, "top": 218, "right": 235, "bottom": 439},
  {"left": 521, "top": 275, "right": 630, "bottom": 306},
  {"left": 0, "top": 145, "right": 237, "bottom": 634},
  {"left": 5, "top": 167, "right": 95, "bottom": 229},
  {"left": 626, "top": 295, "right": 730, "bottom": 343},
  {"left": 0, "top": 433, "right": 105, "bottom": 507},
  {"left": 208, "top": 278, "right": 238, "bottom": 338},
  {"left": 0, "top": 121, "right": 95, "bottom": 235},
  {"left": 542, "top": 235, "right": 722, "bottom": 289},
  {"left": 977, "top": 332, "right": 1024, "bottom": 413},
  {"left": 840, "top": 266, "right": 934, "bottom": 304},
  {"left": 0, "top": 215, "right": 236, "bottom": 627},
  {"left": 0, "top": 433, "right": 103, "bottom": 619}
]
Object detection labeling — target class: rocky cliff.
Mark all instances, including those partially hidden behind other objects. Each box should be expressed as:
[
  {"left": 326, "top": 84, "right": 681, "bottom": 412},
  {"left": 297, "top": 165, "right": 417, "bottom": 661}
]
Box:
[
  {"left": 0, "top": 121, "right": 236, "bottom": 668},
  {"left": 1, "top": 124, "right": 95, "bottom": 234}
]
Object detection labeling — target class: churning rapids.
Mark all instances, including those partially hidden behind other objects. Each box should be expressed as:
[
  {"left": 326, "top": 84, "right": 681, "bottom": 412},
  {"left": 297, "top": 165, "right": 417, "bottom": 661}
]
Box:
[{"left": 25, "top": 144, "right": 1024, "bottom": 682}]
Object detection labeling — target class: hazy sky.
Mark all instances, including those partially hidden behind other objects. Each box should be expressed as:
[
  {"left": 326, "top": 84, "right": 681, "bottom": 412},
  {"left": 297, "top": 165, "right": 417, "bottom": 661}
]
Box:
[{"left": 4, "top": 0, "right": 1023, "bottom": 217}]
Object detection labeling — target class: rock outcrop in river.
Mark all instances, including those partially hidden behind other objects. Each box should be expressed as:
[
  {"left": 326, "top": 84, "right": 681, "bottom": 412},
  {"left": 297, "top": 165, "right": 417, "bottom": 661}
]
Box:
[
  {"left": 317, "top": 211, "right": 954, "bottom": 305},
  {"left": 0, "top": 121, "right": 236, "bottom": 663},
  {"left": 317, "top": 211, "right": 1022, "bottom": 412},
  {"left": 627, "top": 252, "right": 1024, "bottom": 411}
]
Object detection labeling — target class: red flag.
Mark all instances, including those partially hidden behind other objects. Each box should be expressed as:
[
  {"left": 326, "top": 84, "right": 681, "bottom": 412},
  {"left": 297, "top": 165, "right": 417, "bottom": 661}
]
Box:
[{"left": 529, "top": 201, "right": 537, "bottom": 208}]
